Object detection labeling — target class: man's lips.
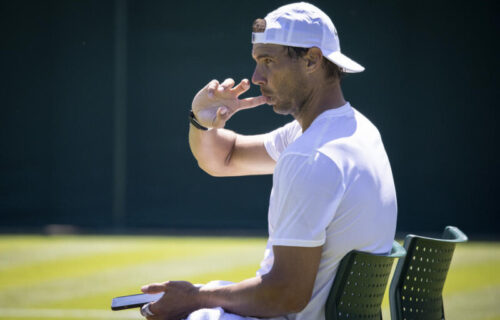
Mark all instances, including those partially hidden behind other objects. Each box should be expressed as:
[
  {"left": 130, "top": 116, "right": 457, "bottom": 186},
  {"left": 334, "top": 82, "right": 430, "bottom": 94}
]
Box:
[
  {"left": 260, "top": 89, "right": 273, "bottom": 103},
  {"left": 262, "top": 95, "right": 273, "bottom": 104}
]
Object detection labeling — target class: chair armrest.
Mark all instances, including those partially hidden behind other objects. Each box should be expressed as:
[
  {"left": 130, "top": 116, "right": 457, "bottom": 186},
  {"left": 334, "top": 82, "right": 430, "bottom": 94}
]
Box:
[
  {"left": 389, "top": 241, "right": 406, "bottom": 258},
  {"left": 442, "top": 226, "right": 468, "bottom": 242}
]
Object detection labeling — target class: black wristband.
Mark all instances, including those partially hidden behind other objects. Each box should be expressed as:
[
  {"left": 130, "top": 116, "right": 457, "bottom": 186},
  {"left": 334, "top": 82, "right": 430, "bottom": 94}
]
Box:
[{"left": 189, "top": 110, "right": 209, "bottom": 131}]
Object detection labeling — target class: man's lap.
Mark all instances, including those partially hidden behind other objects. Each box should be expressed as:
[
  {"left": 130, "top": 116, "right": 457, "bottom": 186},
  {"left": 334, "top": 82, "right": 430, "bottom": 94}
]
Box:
[
  {"left": 186, "top": 307, "right": 258, "bottom": 320},
  {"left": 185, "top": 281, "right": 285, "bottom": 320}
]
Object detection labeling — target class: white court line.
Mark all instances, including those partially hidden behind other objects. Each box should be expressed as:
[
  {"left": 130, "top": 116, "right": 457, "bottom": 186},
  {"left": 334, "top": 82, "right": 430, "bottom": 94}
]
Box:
[{"left": 0, "top": 308, "right": 139, "bottom": 319}]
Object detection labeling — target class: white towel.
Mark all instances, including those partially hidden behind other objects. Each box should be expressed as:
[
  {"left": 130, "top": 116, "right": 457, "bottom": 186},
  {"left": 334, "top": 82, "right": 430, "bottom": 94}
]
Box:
[{"left": 186, "top": 306, "right": 256, "bottom": 320}]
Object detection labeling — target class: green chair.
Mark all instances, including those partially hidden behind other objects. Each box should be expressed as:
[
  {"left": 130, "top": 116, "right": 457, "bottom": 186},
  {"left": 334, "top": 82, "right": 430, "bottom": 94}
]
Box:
[
  {"left": 389, "top": 226, "right": 468, "bottom": 320},
  {"left": 325, "top": 241, "right": 406, "bottom": 320}
]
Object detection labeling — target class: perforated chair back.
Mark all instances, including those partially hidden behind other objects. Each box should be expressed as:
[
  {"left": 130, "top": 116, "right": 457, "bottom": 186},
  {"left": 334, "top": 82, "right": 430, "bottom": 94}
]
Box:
[
  {"left": 389, "top": 226, "right": 468, "bottom": 320},
  {"left": 325, "top": 241, "right": 406, "bottom": 320}
]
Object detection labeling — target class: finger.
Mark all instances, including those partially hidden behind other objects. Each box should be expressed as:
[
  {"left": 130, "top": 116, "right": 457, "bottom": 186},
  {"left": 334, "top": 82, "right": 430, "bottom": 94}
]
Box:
[
  {"left": 143, "top": 306, "right": 159, "bottom": 320},
  {"left": 145, "top": 311, "right": 160, "bottom": 319},
  {"left": 207, "top": 80, "right": 219, "bottom": 98},
  {"left": 237, "top": 95, "right": 268, "bottom": 110},
  {"left": 146, "top": 301, "right": 160, "bottom": 319},
  {"left": 219, "top": 78, "right": 235, "bottom": 91},
  {"left": 140, "top": 302, "right": 159, "bottom": 320},
  {"left": 231, "top": 78, "right": 251, "bottom": 96},
  {"left": 141, "top": 282, "right": 167, "bottom": 294},
  {"left": 212, "top": 106, "right": 230, "bottom": 128}
]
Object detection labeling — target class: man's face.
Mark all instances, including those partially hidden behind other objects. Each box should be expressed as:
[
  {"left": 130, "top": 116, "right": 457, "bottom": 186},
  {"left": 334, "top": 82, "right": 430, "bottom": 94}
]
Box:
[{"left": 251, "top": 43, "right": 309, "bottom": 116}]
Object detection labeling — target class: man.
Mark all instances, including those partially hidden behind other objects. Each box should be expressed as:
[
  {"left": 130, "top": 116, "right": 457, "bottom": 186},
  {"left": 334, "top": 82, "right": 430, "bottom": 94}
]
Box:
[{"left": 140, "top": 3, "right": 397, "bottom": 320}]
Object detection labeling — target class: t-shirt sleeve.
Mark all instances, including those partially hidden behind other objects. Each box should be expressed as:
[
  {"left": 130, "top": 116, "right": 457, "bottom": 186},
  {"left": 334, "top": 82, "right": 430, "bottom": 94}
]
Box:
[
  {"left": 269, "top": 152, "right": 345, "bottom": 247},
  {"left": 263, "top": 120, "right": 301, "bottom": 161}
]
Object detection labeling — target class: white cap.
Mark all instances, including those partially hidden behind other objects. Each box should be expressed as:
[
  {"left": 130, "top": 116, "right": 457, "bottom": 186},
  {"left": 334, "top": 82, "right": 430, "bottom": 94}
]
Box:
[{"left": 252, "top": 2, "right": 365, "bottom": 73}]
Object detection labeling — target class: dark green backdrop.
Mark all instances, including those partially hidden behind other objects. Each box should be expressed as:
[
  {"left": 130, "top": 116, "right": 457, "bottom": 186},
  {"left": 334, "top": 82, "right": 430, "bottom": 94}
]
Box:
[{"left": 0, "top": 0, "right": 497, "bottom": 235}]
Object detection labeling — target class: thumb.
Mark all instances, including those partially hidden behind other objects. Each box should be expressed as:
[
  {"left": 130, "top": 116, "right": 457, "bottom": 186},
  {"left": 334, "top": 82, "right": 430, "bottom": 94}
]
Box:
[
  {"left": 212, "top": 106, "right": 231, "bottom": 128},
  {"left": 141, "top": 282, "right": 168, "bottom": 294}
]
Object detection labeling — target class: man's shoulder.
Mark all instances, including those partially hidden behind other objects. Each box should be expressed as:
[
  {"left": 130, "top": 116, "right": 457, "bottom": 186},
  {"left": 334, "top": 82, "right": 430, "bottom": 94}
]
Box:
[
  {"left": 275, "top": 148, "right": 343, "bottom": 189},
  {"left": 279, "top": 114, "right": 356, "bottom": 160}
]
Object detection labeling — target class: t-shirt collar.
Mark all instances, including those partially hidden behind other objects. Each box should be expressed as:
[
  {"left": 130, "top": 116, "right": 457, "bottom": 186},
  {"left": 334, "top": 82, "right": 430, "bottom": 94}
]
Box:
[{"left": 308, "top": 102, "right": 352, "bottom": 128}]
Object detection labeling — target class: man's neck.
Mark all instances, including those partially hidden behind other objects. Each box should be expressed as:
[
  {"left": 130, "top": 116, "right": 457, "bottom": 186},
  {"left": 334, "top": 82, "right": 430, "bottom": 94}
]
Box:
[{"left": 294, "top": 82, "right": 346, "bottom": 132}]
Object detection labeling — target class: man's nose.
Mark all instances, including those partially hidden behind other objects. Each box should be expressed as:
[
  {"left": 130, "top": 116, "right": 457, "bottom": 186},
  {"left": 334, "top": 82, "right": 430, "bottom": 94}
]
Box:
[{"left": 251, "top": 67, "right": 266, "bottom": 86}]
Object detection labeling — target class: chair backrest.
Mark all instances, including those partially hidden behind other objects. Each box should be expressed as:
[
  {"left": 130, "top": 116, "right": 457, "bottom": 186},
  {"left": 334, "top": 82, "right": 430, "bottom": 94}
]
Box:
[
  {"left": 389, "top": 226, "right": 468, "bottom": 320},
  {"left": 325, "top": 241, "right": 406, "bottom": 320}
]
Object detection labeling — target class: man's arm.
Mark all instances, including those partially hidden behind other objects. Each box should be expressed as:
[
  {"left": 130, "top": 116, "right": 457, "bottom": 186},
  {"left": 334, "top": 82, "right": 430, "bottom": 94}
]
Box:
[
  {"left": 189, "top": 127, "right": 275, "bottom": 176},
  {"left": 142, "top": 245, "right": 323, "bottom": 319},
  {"left": 189, "top": 78, "right": 275, "bottom": 177},
  {"left": 199, "top": 245, "right": 323, "bottom": 317}
]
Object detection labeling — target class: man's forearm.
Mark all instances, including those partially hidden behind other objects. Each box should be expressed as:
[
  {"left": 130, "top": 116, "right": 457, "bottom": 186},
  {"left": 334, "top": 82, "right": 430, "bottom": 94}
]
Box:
[{"left": 197, "top": 274, "right": 308, "bottom": 318}]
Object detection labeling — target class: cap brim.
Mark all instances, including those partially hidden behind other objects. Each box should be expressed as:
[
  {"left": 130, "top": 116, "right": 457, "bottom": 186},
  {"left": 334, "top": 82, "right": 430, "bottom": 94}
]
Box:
[{"left": 325, "top": 51, "right": 365, "bottom": 73}]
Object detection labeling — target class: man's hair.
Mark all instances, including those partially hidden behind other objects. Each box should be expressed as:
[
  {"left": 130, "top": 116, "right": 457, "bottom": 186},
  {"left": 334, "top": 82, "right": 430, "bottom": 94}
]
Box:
[
  {"left": 252, "top": 18, "right": 266, "bottom": 33},
  {"left": 252, "top": 18, "right": 344, "bottom": 81},
  {"left": 286, "top": 47, "right": 344, "bottom": 81}
]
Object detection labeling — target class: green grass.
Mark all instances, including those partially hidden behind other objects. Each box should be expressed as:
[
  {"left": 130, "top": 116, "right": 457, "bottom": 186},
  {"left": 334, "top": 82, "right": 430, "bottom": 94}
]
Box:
[{"left": 0, "top": 236, "right": 498, "bottom": 320}]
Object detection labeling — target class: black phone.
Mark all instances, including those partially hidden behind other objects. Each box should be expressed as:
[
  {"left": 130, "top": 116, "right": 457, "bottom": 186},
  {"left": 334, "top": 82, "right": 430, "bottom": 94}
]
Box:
[{"left": 111, "top": 293, "right": 164, "bottom": 310}]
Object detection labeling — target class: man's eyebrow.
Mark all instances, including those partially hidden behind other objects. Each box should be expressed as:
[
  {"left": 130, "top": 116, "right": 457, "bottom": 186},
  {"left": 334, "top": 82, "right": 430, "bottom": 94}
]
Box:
[{"left": 253, "top": 53, "right": 274, "bottom": 60}]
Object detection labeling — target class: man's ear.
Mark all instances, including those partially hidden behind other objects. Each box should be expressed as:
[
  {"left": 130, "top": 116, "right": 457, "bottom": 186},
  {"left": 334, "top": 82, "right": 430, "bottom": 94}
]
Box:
[{"left": 304, "top": 47, "right": 323, "bottom": 73}]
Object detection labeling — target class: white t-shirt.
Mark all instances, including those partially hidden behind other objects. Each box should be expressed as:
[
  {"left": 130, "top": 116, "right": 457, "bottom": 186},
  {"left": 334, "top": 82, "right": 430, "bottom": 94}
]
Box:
[{"left": 259, "top": 102, "right": 397, "bottom": 320}]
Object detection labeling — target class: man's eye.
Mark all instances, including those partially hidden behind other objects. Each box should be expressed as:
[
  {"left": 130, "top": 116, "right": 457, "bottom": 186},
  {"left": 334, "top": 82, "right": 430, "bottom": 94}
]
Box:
[{"left": 263, "top": 58, "right": 272, "bottom": 64}]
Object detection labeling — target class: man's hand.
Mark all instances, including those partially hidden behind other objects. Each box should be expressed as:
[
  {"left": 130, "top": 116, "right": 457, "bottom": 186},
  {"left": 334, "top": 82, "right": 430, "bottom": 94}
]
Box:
[
  {"left": 141, "top": 281, "right": 201, "bottom": 320},
  {"left": 191, "top": 78, "right": 268, "bottom": 129}
]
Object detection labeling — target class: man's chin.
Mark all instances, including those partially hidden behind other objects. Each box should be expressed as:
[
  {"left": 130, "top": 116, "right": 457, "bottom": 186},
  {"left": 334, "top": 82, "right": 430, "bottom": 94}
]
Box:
[{"left": 272, "top": 104, "right": 292, "bottom": 115}]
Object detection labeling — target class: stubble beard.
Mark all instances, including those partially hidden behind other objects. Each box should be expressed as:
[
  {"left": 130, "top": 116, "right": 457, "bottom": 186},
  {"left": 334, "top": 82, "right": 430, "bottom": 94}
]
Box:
[
  {"left": 269, "top": 74, "right": 309, "bottom": 116},
  {"left": 272, "top": 102, "right": 295, "bottom": 115},
  {"left": 272, "top": 93, "right": 307, "bottom": 117}
]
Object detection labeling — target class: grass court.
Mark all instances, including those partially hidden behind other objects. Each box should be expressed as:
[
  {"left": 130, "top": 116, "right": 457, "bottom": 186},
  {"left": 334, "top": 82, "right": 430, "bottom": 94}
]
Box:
[{"left": 0, "top": 235, "right": 499, "bottom": 320}]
